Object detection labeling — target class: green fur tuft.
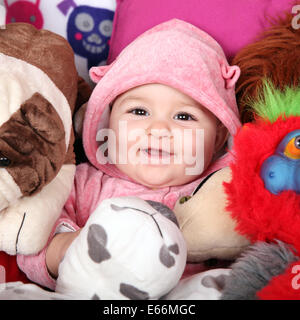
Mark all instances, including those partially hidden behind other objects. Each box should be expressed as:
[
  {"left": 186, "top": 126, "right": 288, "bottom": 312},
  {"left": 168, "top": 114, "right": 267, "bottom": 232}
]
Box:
[{"left": 250, "top": 80, "right": 300, "bottom": 122}]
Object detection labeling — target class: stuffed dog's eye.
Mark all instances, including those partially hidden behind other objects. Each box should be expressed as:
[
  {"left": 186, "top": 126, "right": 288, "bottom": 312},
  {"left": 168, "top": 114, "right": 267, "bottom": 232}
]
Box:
[{"left": 0, "top": 153, "right": 11, "bottom": 167}]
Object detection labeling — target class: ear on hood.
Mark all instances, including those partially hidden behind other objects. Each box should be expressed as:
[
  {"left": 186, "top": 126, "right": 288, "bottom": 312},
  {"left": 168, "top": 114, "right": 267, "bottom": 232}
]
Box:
[
  {"left": 220, "top": 63, "right": 241, "bottom": 89},
  {"left": 90, "top": 64, "right": 114, "bottom": 84}
]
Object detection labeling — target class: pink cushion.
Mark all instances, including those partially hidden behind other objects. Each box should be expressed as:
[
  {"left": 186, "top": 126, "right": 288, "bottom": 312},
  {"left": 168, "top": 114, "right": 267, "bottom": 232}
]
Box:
[{"left": 107, "top": 0, "right": 293, "bottom": 63}]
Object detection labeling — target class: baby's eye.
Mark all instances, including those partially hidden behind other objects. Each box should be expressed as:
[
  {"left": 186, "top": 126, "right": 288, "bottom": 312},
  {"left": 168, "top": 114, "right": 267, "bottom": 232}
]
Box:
[
  {"left": 174, "top": 113, "right": 196, "bottom": 121},
  {"left": 129, "top": 108, "right": 149, "bottom": 116}
]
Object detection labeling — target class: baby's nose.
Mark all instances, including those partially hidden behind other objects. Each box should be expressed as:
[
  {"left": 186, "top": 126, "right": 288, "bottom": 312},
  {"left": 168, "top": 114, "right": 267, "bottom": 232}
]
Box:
[{"left": 147, "top": 121, "right": 172, "bottom": 138}]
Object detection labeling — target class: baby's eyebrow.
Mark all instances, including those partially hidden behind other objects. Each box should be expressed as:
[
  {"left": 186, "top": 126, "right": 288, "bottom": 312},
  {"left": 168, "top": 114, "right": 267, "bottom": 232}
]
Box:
[
  {"left": 176, "top": 102, "right": 204, "bottom": 110},
  {"left": 117, "top": 95, "right": 151, "bottom": 106}
]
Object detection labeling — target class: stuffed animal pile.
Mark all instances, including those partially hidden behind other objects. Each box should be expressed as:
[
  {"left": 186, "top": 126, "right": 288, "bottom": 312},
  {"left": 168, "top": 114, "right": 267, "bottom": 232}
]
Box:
[{"left": 1, "top": 10, "right": 300, "bottom": 300}]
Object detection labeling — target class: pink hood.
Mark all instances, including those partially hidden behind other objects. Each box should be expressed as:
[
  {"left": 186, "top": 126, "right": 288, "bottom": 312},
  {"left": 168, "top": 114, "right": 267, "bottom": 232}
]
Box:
[{"left": 83, "top": 19, "right": 241, "bottom": 180}]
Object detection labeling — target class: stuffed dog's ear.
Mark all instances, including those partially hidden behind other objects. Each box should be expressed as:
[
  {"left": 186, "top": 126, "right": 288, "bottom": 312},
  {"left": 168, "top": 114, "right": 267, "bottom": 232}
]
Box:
[
  {"left": 2, "top": 93, "right": 66, "bottom": 195},
  {"left": 20, "top": 93, "right": 65, "bottom": 144}
]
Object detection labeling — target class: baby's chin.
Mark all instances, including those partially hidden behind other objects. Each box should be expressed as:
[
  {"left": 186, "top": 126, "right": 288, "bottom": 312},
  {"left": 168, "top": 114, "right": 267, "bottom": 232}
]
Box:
[
  {"left": 128, "top": 168, "right": 202, "bottom": 189},
  {"left": 115, "top": 161, "right": 208, "bottom": 189}
]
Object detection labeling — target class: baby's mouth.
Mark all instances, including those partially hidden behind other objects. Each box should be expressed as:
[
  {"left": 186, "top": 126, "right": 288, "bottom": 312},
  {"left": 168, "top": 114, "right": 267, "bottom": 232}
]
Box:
[{"left": 141, "top": 148, "right": 175, "bottom": 159}]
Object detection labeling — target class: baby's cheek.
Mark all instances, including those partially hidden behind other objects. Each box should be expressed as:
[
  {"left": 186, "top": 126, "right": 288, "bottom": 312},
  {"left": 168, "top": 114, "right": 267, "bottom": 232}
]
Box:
[{"left": 183, "top": 129, "right": 204, "bottom": 158}]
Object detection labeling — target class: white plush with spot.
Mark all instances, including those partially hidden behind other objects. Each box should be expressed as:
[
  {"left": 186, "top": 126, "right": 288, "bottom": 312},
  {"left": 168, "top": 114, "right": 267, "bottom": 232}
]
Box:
[
  {"left": 55, "top": 196, "right": 187, "bottom": 299},
  {"left": 164, "top": 268, "right": 231, "bottom": 300}
]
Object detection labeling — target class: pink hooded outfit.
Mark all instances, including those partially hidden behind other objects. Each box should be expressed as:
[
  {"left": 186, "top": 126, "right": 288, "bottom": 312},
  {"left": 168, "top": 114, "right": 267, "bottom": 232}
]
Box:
[{"left": 17, "top": 19, "right": 241, "bottom": 290}]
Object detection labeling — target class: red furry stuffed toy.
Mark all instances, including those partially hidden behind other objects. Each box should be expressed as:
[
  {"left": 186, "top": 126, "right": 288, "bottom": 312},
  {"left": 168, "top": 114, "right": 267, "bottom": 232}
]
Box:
[
  {"left": 221, "top": 82, "right": 300, "bottom": 300},
  {"left": 220, "top": 12, "right": 300, "bottom": 300}
]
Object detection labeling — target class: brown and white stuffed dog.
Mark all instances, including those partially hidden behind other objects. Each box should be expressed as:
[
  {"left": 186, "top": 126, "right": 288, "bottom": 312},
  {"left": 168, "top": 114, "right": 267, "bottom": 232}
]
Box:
[{"left": 0, "top": 23, "right": 78, "bottom": 255}]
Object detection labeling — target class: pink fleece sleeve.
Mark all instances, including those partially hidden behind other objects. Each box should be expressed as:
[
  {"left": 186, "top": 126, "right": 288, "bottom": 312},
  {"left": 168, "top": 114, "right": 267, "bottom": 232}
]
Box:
[{"left": 17, "top": 163, "right": 103, "bottom": 290}]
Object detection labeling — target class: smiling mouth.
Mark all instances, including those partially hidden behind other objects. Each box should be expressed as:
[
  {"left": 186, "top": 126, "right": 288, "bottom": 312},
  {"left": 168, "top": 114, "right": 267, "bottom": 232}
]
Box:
[
  {"left": 142, "top": 148, "right": 175, "bottom": 159},
  {"left": 83, "top": 40, "right": 106, "bottom": 54}
]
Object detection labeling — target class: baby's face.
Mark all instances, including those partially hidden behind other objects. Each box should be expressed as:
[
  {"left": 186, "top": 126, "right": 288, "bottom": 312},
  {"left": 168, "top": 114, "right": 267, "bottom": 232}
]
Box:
[{"left": 108, "top": 84, "right": 223, "bottom": 188}]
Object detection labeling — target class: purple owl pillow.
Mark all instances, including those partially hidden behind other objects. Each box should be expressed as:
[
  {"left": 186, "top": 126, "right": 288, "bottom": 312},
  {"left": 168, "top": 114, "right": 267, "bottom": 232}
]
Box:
[{"left": 4, "top": 0, "right": 116, "bottom": 86}]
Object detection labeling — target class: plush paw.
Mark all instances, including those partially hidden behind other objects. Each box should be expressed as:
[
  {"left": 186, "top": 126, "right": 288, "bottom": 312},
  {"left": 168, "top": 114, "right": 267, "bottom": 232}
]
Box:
[
  {"left": 164, "top": 268, "right": 231, "bottom": 300},
  {"left": 56, "top": 196, "right": 187, "bottom": 300}
]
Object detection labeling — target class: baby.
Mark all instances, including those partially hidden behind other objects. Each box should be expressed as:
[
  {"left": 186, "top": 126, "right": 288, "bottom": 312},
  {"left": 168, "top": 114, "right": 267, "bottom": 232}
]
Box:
[{"left": 17, "top": 19, "right": 241, "bottom": 289}]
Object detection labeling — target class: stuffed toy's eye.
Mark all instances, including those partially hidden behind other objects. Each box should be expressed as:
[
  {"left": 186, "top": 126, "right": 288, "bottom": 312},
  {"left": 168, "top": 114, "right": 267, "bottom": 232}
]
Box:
[
  {"left": 284, "top": 135, "right": 300, "bottom": 159},
  {"left": 295, "top": 136, "right": 300, "bottom": 149},
  {"left": 0, "top": 153, "right": 11, "bottom": 167},
  {"left": 179, "top": 196, "right": 191, "bottom": 204}
]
